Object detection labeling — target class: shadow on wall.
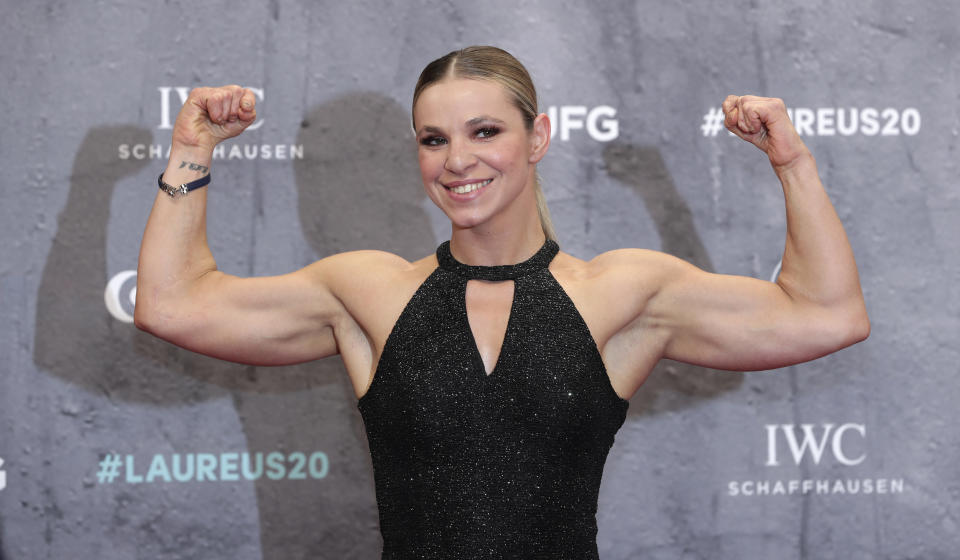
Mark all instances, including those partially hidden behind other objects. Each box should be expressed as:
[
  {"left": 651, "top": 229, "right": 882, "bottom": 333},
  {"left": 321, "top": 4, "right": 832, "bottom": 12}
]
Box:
[
  {"left": 32, "top": 124, "right": 335, "bottom": 400},
  {"left": 296, "top": 93, "right": 434, "bottom": 259},
  {"left": 33, "top": 95, "right": 737, "bottom": 559},
  {"left": 603, "top": 143, "right": 744, "bottom": 416}
]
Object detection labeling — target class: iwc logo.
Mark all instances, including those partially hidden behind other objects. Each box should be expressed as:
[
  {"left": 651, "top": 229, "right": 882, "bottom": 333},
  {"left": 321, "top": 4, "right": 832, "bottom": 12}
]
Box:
[
  {"left": 765, "top": 423, "right": 866, "bottom": 466},
  {"left": 726, "top": 422, "right": 906, "bottom": 498}
]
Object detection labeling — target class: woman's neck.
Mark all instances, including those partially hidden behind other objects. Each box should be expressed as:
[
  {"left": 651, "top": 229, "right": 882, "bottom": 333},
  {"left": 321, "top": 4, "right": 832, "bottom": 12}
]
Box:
[{"left": 448, "top": 213, "right": 547, "bottom": 267}]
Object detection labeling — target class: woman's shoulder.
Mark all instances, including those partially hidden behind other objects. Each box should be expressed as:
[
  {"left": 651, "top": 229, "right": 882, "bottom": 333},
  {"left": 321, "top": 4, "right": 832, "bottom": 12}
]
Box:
[
  {"left": 552, "top": 246, "right": 682, "bottom": 282},
  {"left": 297, "top": 250, "right": 439, "bottom": 310},
  {"left": 550, "top": 247, "right": 683, "bottom": 346},
  {"left": 310, "top": 249, "right": 437, "bottom": 277},
  {"left": 308, "top": 249, "right": 439, "bottom": 331}
]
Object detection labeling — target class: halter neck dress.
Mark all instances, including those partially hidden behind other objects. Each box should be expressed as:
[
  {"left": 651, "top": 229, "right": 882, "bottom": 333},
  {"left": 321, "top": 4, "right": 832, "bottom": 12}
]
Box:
[{"left": 357, "top": 239, "right": 629, "bottom": 559}]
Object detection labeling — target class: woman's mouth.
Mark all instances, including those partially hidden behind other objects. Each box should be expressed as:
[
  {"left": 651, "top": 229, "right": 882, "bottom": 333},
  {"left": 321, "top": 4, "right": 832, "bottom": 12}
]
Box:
[{"left": 446, "top": 179, "right": 492, "bottom": 194}]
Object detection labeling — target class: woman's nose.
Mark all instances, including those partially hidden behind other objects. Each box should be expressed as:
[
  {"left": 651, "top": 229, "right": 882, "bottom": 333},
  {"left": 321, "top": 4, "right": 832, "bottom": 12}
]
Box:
[{"left": 444, "top": 138, "right": 477, "bottom": 174}]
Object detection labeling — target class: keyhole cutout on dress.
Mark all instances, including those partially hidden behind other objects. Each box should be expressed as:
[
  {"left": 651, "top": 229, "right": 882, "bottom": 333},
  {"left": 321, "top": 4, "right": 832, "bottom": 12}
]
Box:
[{"left": 464, "top": 279, "right": 515, "bottom": 376}]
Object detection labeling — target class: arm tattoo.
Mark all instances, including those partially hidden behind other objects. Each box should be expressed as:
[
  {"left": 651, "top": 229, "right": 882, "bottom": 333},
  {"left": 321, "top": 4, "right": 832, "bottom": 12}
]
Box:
[{"left": 178, "top": 161, "right": 209, "bottom": 175}]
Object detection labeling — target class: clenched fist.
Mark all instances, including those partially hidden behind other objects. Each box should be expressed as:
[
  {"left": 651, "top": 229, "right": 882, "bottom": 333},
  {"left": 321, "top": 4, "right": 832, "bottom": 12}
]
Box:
[
  {"left": 171, "top": 85, "right": 257, "bottom": 151},
  {"left": 722, "top": 95, "right": 811, "bottom": 171}
]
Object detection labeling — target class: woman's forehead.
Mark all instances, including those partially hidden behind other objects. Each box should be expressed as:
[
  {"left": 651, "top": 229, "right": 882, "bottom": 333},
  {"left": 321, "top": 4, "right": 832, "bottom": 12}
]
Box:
[{"left": 413, "top": 78, "right": 521, "bottom": 127}]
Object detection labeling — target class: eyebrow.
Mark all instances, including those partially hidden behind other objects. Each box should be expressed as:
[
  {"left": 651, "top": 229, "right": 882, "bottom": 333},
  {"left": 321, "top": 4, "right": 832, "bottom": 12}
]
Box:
[
  {"left": 467, "top": 116, "right": 506, "bottom": 126},
  {"left": 417, "top": 116, "right": 507, "bottom": 135}
]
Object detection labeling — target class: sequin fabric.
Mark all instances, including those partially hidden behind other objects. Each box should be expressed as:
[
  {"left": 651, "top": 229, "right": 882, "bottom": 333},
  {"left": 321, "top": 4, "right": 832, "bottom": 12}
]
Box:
[{"left": 357, "top": 239, "right": 629, "bottom": 559}]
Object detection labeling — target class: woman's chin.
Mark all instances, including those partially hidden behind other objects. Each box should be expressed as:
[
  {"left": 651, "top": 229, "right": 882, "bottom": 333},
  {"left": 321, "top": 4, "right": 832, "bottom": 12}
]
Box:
[{"left": 447, "top": 214, "right": 489, "bottom": 231}]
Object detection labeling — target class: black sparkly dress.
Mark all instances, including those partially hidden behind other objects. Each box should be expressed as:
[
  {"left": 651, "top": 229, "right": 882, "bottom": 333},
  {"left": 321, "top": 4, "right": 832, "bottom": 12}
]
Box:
[{"left": 357, "top": 239, "right": 629, "bottom": 559}]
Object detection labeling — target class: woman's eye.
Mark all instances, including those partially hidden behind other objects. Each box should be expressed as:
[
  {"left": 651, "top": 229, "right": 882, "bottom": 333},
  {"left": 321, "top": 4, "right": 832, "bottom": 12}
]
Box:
[
  {"left": 476, "top": 127, "right": 500, "bottom": 139},
  {"left": 420, "top": 136, "right": 446, "bottom": 146}
]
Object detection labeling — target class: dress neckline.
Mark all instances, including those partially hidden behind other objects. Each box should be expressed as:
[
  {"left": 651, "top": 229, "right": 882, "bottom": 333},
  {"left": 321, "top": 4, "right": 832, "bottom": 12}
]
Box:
[{"left": 436, "top": 239, "right": 559, "bottom": 281}]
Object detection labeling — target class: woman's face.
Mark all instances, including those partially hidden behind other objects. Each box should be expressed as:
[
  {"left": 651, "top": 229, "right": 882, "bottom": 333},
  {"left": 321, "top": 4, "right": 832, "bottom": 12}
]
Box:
[{"left": 412, "top": 78, "right": 548, "bottom": 232}]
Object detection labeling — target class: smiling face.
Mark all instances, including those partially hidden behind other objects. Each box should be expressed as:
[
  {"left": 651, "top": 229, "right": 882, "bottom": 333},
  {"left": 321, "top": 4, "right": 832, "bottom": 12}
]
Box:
[{"left": 413, "top": 78, "right": 549, "bottom": 235}]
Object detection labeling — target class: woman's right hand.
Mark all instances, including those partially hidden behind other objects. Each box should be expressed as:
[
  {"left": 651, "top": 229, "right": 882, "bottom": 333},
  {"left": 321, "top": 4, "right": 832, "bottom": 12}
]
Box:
[{"left": 171, "top": 85, "right": 257, "bottom": 151}]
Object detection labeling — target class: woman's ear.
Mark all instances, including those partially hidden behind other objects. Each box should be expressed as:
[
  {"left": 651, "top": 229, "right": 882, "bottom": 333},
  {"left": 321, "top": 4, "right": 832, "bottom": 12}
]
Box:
[{"left": 528, "top": 113, "right": 551, "bottom": 163}]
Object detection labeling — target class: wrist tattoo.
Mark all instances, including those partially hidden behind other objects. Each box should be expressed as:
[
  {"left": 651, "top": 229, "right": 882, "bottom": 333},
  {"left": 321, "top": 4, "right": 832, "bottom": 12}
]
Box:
[{"left": 178, "top": 161, "right": 209, "bottom": 175}]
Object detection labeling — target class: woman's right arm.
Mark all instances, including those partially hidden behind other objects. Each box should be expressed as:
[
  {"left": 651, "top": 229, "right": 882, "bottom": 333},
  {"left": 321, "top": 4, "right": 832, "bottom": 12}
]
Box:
[{"left": 135, "top": 86, "right": 346, "bottom": 366}]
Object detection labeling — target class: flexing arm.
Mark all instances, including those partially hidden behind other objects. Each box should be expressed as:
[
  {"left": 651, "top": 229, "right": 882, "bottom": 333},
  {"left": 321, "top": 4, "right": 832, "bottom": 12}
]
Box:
[
  {"left": 135, "top": 86, "right": 346, "bottom": 366},
  {"left": 624, "top": 95, "right": 869, "bottom": 372}
]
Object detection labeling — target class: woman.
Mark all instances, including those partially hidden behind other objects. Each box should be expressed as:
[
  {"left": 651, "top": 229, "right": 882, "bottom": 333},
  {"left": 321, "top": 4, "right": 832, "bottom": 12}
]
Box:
[{"left": 137, "top": 46, "right": 868, "bottom": 558}]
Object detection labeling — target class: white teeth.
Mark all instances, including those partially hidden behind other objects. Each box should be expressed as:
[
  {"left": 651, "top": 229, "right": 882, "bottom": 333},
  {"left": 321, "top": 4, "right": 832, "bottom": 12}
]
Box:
[{"left": 450, "top": 179, "right": 492, "bottom": 194}]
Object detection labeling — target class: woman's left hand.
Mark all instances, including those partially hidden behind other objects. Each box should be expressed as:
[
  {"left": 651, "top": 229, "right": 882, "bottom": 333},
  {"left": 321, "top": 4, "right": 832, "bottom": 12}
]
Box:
[{"left": 722, "top": 95, "right": 810, "bottom": 171}]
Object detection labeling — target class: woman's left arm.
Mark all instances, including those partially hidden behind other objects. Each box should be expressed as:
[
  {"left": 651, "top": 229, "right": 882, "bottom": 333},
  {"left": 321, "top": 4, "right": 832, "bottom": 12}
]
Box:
[{"left": 638, "top": 95, "right": 869, "bottom": 371}]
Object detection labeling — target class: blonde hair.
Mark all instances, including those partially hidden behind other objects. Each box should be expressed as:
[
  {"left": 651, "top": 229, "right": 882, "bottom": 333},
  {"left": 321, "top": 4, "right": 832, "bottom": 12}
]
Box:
[{"left": 412, "top": 46, "right": 557, "bottom": 243}]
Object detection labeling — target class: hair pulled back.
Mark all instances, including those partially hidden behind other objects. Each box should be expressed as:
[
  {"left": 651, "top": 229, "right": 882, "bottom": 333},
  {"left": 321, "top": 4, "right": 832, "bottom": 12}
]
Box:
[{"left": 413, "top": 46, "right": 557, "bottom": 243}]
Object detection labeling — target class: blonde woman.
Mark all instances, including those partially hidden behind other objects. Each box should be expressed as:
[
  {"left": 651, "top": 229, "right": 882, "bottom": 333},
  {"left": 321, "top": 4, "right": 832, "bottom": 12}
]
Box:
[{"left": 137, "top": 46, "right": 868, "bottom": 558}]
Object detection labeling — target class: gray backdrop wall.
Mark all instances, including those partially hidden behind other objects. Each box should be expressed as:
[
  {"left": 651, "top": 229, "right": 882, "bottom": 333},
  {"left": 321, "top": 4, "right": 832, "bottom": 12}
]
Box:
[{"left": 2, "top": 1, "right": 958, "bottom": 558}]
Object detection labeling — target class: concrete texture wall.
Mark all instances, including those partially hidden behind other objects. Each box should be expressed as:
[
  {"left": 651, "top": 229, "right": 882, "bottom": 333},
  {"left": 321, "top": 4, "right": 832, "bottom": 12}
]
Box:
[{"left": 1, "top": 0, "right": 957, "bottom": 558}]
